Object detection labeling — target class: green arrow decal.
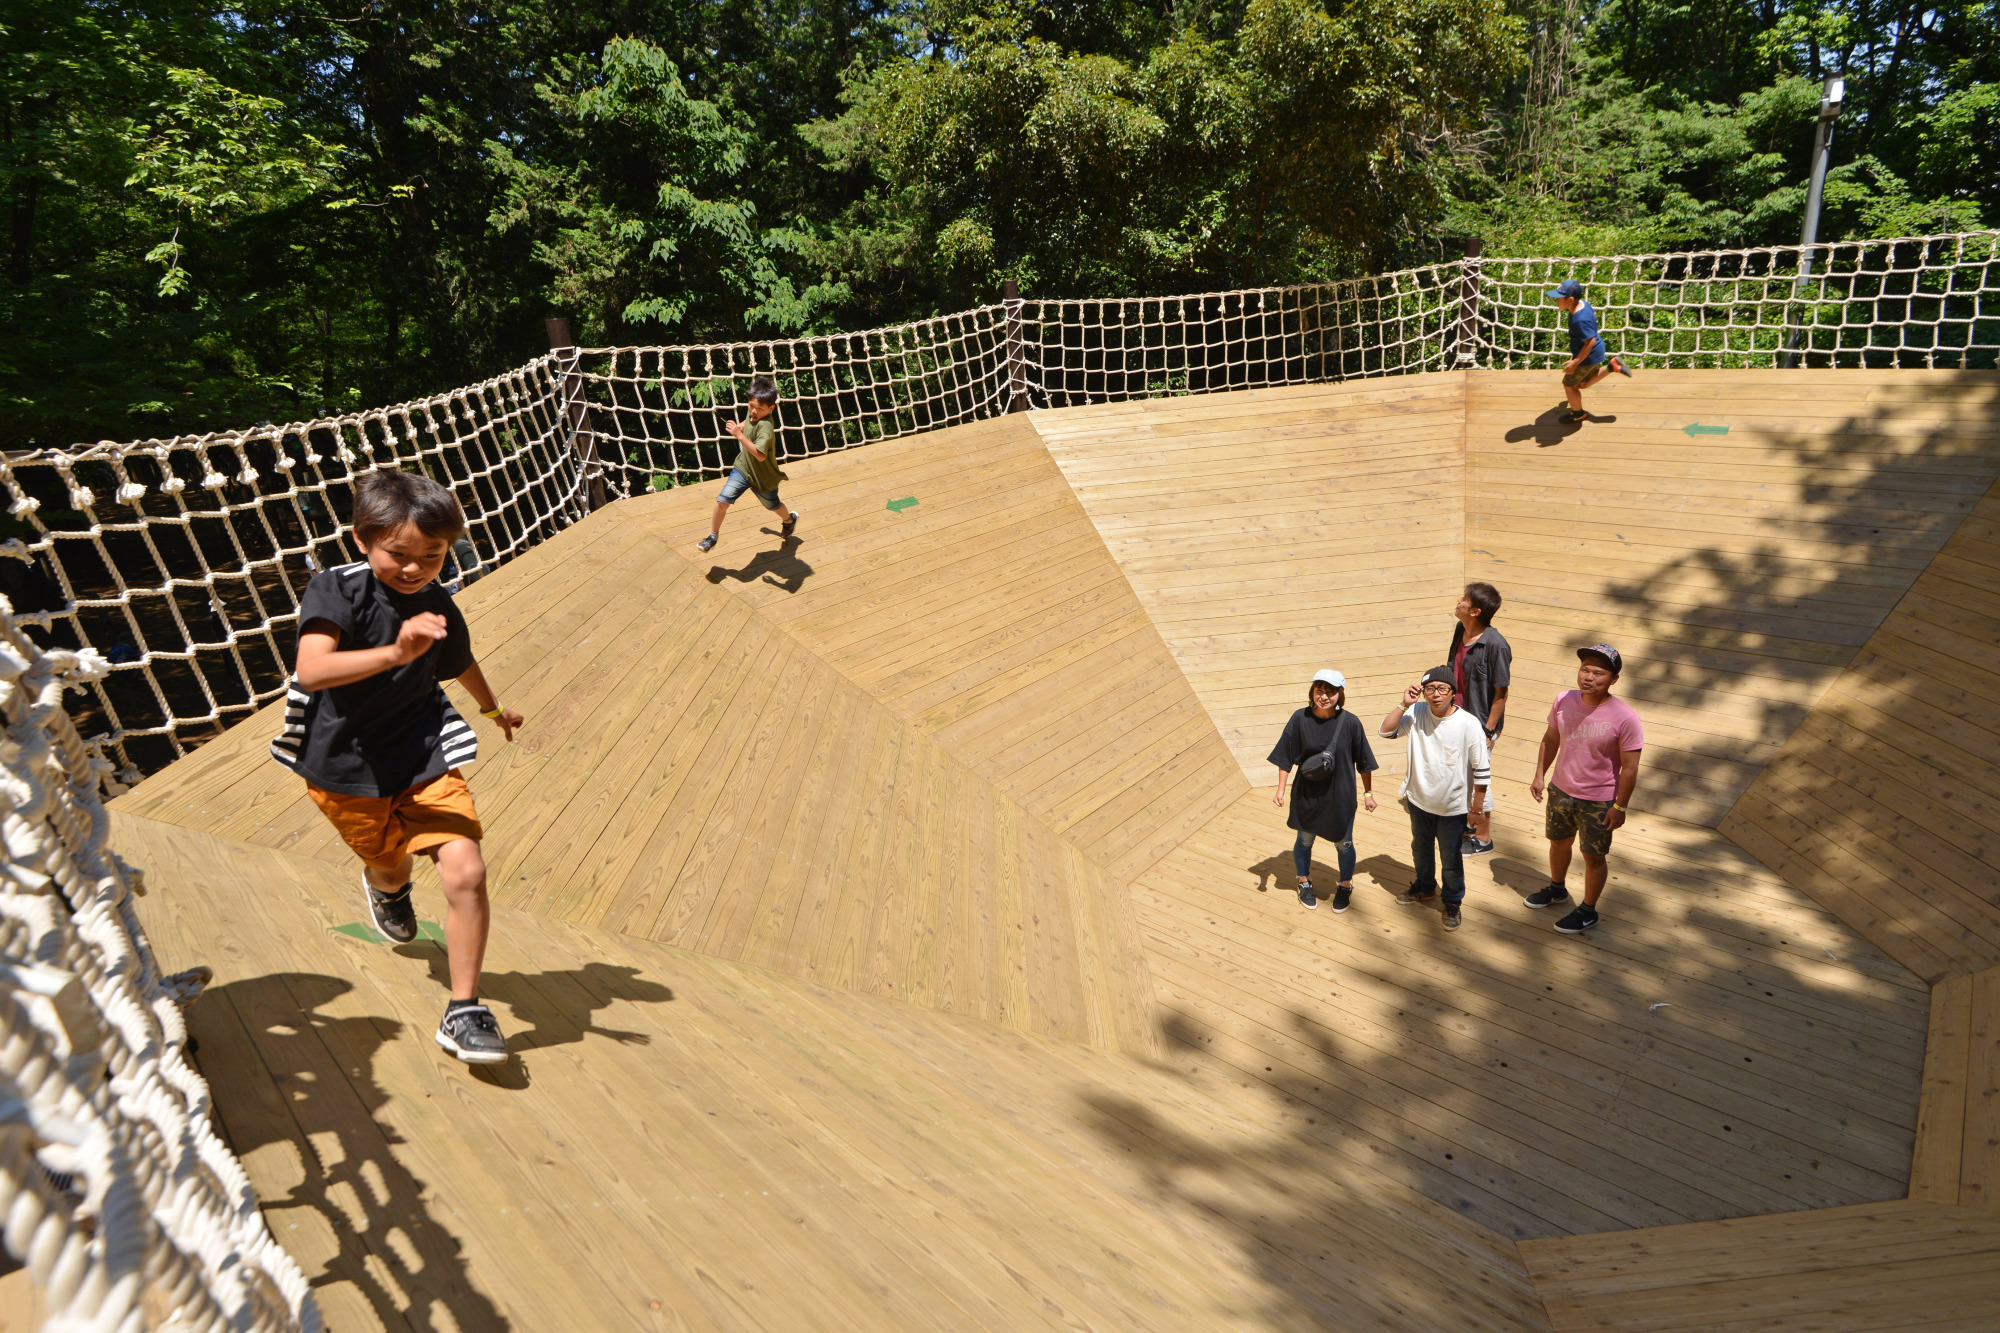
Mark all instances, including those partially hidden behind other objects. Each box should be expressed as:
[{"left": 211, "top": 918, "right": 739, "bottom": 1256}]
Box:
[
  {"left": 886, "top": 496, "right": 919, "bottom": 512},
  {"left": 1682, "top": 422, "right": 1729, "bottom": 436}
]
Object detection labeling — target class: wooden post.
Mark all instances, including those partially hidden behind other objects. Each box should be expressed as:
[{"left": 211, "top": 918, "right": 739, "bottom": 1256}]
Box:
[
  {"left": 1454, "top": 239, "right": 1483, "bottom": 369},
  {"left": 545, "top": 317, "right": 606, "bottom": 511},
  {"left": 1002, "top": 280, "right": 1028, "bottom": 413}
]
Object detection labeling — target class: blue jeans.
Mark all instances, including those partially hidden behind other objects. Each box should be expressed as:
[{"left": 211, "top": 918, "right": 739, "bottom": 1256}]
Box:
[
  {"left": 1407, "top": 803, "right": 1468, "bottom": 907},
  {"left": 1293, "top": 829, "right": 1356, "bottom": 883},
  {"left": 716, "top": 467, "right": 783, "bottom": 511}
]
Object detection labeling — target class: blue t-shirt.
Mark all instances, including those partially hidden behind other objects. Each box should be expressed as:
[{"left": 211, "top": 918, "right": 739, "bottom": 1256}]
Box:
[{"left": 1568, "top": 302, "right": 1607, "bottom": 364}]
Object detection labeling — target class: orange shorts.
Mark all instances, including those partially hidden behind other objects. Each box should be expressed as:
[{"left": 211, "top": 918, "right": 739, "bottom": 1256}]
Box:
[{"left": 306, "top": 770, "right": 483, "bottom": 873}]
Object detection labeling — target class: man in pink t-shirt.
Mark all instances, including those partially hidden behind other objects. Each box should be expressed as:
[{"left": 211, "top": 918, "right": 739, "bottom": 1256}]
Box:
[{"left": 1524, "top": 643, "right": 1645, "bottom": 934}]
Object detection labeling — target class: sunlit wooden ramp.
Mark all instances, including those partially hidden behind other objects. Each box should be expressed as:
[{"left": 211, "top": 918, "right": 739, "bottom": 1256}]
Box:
[{"left": 112, "top": 370, "right": 2000, "bottom": 1329}]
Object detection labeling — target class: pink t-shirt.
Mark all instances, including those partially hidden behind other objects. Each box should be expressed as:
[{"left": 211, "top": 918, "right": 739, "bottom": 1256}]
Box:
[{"left": 1547, "top": 691, "right": 1645, "bottom": 801}]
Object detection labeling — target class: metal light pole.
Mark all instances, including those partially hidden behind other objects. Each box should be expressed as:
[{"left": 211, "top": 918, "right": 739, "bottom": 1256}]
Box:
[{"left": 1782, "top": 76, "right": 1845, "bottom": 368}]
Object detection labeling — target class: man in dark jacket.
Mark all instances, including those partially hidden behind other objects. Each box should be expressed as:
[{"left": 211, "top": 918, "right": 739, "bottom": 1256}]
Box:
[{"left": 1447, "top": 581, "right": 1511, "bottom": 855}]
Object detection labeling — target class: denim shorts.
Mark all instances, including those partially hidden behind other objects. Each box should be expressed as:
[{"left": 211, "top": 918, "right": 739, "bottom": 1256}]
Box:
[{"left": 716, "top": 467, "right": 782, "bottom": 511}]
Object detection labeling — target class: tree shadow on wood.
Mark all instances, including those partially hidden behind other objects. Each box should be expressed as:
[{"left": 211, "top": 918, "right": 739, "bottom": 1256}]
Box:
[
  {"left": 706, "top": 534, "right": 813, "bottom": 592},
  {"left": 190, "top": 973, "right": 511, "bottom": 1332},
  {"left": 1551, "top": 400, "right": 2000, "bottom": 827}
]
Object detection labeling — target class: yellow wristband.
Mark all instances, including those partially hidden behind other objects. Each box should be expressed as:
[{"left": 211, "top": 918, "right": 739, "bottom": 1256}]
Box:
[{"left": 481, "top": 707, "right": 505, "bottom": 720}]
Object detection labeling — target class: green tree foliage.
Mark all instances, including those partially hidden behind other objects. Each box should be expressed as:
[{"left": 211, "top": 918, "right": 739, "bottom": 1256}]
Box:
[
  {"left": 1, "top": 0, "right": 1994, "bottom": 447},
  {"left": 1465, "top": 0, "right": 1996, "bottom": 254}
]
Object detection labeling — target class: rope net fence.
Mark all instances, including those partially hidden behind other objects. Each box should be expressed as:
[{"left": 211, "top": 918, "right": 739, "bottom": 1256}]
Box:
[
  {"left": 0, "top": 596, "right": 319, "bottom": 1330},
  {"left": 4, "top": 229, "right": 1995, "bottom": 782}
]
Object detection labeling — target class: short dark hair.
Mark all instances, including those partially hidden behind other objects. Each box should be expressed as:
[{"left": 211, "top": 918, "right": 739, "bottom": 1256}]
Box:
[
  {"left": 749, "top": 375, "right": 779, "bottom": 405},
  {"left": 353, "top": 469, "right": 466, "bottom": 546},
  {"left": 1306, "top": 679, "right": 1346, "bottom": 708},
  {"left": 1464, "top": 581, "right": 1502, "bottom": 624}
]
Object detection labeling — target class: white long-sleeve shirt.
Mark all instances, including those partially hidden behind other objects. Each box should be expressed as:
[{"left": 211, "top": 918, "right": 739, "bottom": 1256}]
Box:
[{"left": 1393, "top": 704, "right": 1491, "bottom": 817}]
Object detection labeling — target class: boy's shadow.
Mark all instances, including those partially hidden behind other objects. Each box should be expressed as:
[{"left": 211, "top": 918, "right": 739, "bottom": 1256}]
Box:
[
  {"left": 706, "top": 534, "right": 813, "bottom": 592},
  {"left": 1505, "top": 405, "right": 1617, "bottom": 447},
  {"left": 410, "top": 953, "right": 675, "bottom": 1065},
  {"left": 190, "top": 973, "right": 512, "bottom": 1331}
]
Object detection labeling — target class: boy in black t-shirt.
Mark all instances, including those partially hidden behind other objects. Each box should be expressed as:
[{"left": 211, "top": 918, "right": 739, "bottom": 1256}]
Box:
[{"left": 272, "top": 470, "right": 524, "bottom": 1063}]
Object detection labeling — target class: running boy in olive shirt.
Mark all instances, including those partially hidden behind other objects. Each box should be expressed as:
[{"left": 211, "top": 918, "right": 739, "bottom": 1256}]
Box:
[{"left": 698, "top": 375, "right": 800, "bottom": 552}]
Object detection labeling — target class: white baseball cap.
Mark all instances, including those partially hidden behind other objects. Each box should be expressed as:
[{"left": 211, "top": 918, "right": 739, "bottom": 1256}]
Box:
[{"left": 1312, "top": 669, "right": 1346, "bottom": 689}]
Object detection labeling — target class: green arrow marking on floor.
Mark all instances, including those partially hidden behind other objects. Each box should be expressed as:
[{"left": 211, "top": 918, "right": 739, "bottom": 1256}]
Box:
[
  {"left": 886, "top": 496, "right": 919, "bottom": 512},
  {"left": 333, "top": 920, "right": 446, "bottom": 944},
  {"left": 1682, "top": 422, "right": 1730, "bottom": 436}
]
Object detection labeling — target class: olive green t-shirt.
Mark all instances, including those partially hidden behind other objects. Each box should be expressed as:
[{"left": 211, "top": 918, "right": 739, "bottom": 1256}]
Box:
[{"left": 734, "top": 416, "right": 787, "bottom": 494}]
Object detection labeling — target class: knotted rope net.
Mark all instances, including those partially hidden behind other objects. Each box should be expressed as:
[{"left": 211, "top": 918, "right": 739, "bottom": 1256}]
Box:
[
  {"left": 0, "top": 594, "right": 318, "bottom": 1330},
  {"left": 4, "top": 230, "right": 1994, "bottom": 781}
]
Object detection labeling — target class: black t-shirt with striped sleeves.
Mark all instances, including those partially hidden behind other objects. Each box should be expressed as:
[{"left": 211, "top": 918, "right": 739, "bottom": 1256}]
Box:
[{"left": 271, "top": 562, "right": 477, "bottom": 797}]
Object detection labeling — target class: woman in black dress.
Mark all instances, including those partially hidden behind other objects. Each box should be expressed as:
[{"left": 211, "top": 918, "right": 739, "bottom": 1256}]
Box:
[{"left": 1269, "top": 669, "right": 1380, "bottom": 911}]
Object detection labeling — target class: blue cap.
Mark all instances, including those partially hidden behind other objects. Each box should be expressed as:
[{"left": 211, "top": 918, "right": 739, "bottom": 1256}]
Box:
[{"left": 1546, "top": 278, "right": 1584, "bottom": 300}]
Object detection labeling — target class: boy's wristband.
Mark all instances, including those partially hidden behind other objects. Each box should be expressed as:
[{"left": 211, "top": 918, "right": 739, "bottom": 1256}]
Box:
[{"left": 481, "top": 707, "right": 506, "bottom": 720}]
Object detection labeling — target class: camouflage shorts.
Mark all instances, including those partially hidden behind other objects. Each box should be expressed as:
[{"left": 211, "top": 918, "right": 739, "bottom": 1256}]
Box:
[
  {"left": 1562, "top": 363, "right": 1605, "bottom": 389},
  {"left": 1546, "top": 783, "right": 1616, "bottom": 857}
]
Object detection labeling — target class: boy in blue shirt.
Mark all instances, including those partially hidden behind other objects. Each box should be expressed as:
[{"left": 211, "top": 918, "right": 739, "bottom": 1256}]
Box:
[{"left": 1547, "top": 279, "right": 1630, "bottom": 423}]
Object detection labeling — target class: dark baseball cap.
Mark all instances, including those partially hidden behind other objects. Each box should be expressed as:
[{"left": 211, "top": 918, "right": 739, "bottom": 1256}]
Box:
[
  {"left": 1577, "top": 643, "right": 1624, "bottom": 674},
  {"left": 1421, "top": 665, "right": 1457, "bottom": 688},
  {"left": 1545, "top": 278, "right": 1584, "bottom": 300}
]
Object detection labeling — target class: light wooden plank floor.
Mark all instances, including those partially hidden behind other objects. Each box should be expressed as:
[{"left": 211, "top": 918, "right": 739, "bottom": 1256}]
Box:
[
  {"left": 110, "top": 503, "right": 1158, "bottom": 1054},
  {"left": 1909, "top": 962, "right": 2000, "bottom": 1211},
  {"left": 1722, "top": 477, "right": 2000, "bottom": 981},
  {"left": 122, "top": 812, "right": 1554, "bottom": 1333},
  {"left": 623, "top": 414, "right": 1247, "bottom": 885},
  {"left": 1029, "top": 377, "right": 1468, "bottom": 786},
  {"left": 1128, "top": 783, "right": 1932, "bottom": 1241},
  {"left": 1466, "top": 369, "right": 2000, "bottom": 827},
  {"left": 1517, "top": 1199, "right": 2000, "bottom": 1331}
]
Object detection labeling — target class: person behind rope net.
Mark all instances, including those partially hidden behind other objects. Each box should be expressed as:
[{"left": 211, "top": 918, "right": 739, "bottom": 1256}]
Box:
[
  {"left": 698, "top": 374, "right": 800, "bottom": 553},
  {"left": 1268, "top": 669, "right": 1380, "bottom": 912},
  {"left": 1547, "top": 278, "right": 1632, "bottom": 423},
  {"left": 1525, "top": 643, "right": 1646, "bottom": 935},
  {"left": 1379, "top": 666, "right": 1490, "bottom": 932},
  {"left": 270, "top": 469, "right": 526, "bottom": 1064},
  {"left": 1446, "top": 581, "right": 1511, "bottom": 858}
]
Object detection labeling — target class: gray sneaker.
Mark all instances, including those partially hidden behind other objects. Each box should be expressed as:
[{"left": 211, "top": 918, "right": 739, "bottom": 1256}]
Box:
[
  {"left": 1297, "top": 880, "right": 1317, "bottom": 910},
  {"left": 782, "top": 510, "right": 799, "bottom": 537},
  {"left": 436, "top": 1003, "right": 508, "bottom": 1064},
  {"left": 1462, "top": 837, "right": 1495, "bottom": 856},
  {"left": 1442, "top": 906, "right": 1463, "bottom": 931},
  {"left": 365, "top": 878, "right": 418, "bottom": 944},
  {"left": 1523, "top": 883, "right": 1571, "bottom": 909},
  {"left": 1397, "top": 887, "right": 1438, "bottom": 905},
  {"left": 697, "top": 533, "right": 717, "bottom": 553}
]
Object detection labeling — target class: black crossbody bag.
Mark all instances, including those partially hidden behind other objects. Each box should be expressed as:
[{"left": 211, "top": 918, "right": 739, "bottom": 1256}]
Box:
[{"left": 1298, "top": 714, "right": 1344, "bottom": 781}]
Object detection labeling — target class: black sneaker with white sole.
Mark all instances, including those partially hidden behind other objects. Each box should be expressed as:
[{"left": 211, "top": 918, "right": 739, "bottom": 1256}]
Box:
[
  {"left": 1297, "top": 880, "right": 1317, "bottom": 910},
  {"left": 365, "top": 879, "right": 418, "bottom": 943},
  {"left": 436, "top": 1002, "right": 509, "bottom": 1063},
  {"left": 697, "top": 533, "right": 717, "bottom": 553},
  {"left": 1523, "top": 883, "right": 1571, "bottom": 909},
  {"left": 1331, "top": 884, "right": 1352, "bottom": 913},
  {"left": 1462, "top": 837, "right": 1495, "bottom": 856},
  {"left": 782, "top": 510, "right": 799, "bottom": 537},
  {"left": 1554, "top": 904, "right": 1600, "bottom": 935}
]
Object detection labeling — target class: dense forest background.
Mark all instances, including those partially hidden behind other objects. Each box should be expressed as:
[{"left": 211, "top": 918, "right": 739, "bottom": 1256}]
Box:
[{"left": 5, "top": 0, "right": 1995, "bottom": 447}]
